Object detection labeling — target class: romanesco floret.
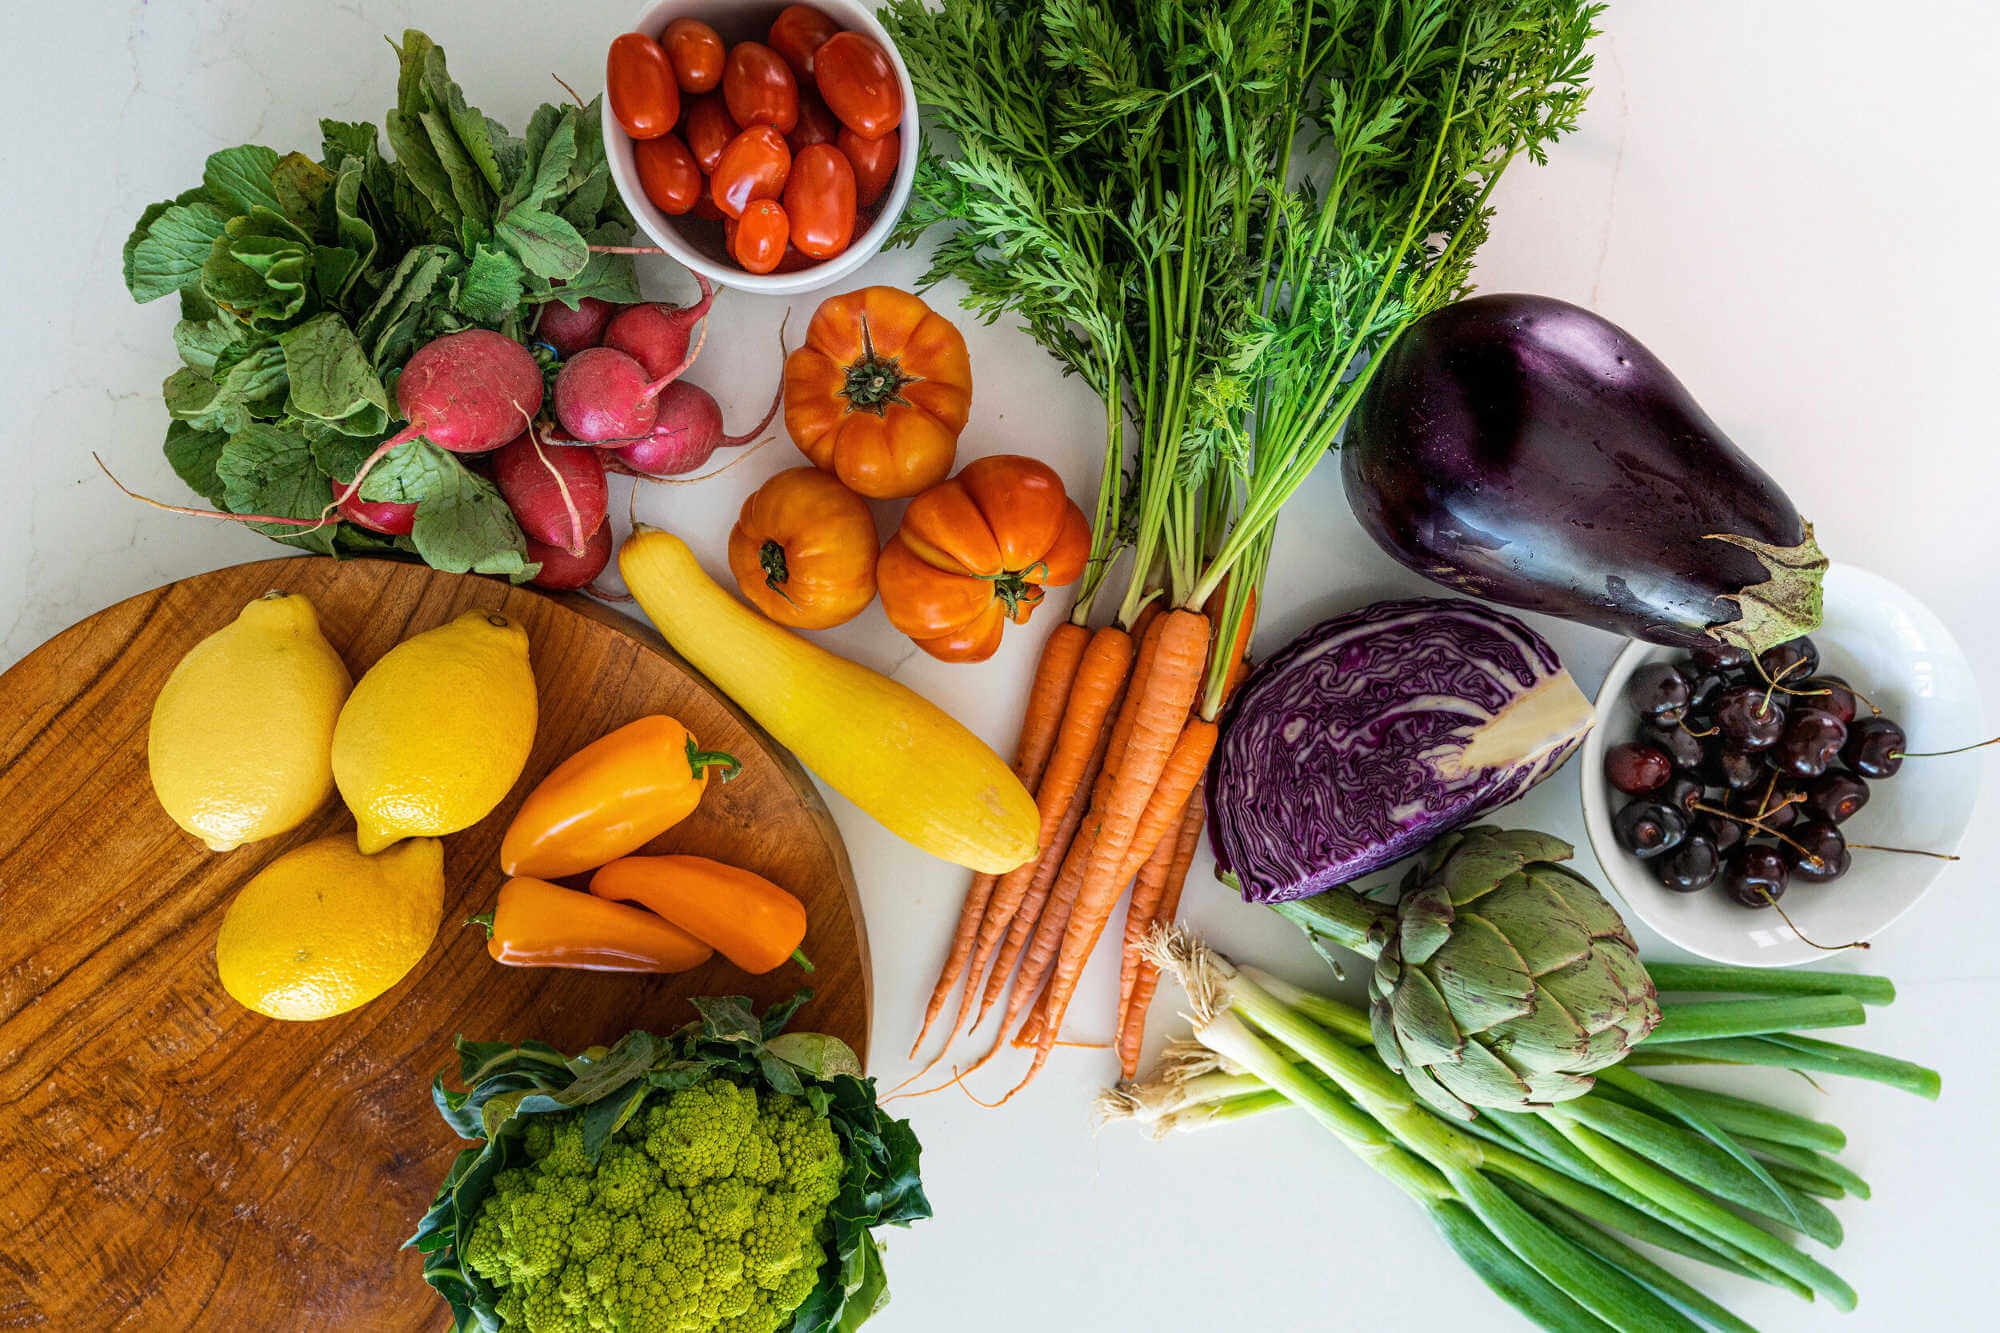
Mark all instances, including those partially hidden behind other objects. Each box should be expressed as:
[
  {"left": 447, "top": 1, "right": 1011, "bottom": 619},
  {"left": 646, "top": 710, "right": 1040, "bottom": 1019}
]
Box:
[{"left": 460, "top": 1077, "right": 846, "bottom": 1333}]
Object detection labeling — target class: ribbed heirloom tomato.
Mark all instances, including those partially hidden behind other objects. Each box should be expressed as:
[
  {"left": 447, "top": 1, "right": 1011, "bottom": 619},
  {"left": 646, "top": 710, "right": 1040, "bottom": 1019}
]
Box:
[
  {"left": 876, "top": 455, "right": 1092, "bottom": 663},
  {"left": 607, "top": 32, "right": 679, "bottom": 139},
  {"left": 815, "top": 32, "right": 902, "bottom": 140},
  {"left": 722, "top": 41, "right": 800, "bottom": 135},
  {"left": 769, "top": 4, "right": 841, "bottom": 82},
  {"left": 710, "top": 125, "right": 791, "bottom": 218},
  {"left": 728, "top": 466, "right": 880, "bottom": 629},
  {"left": 783, "top": 286, "right": 971, "bottom": 499},
  {"left": 660, "top": 17, "right": 724, "bottom": 93},
  {"left": 783, "top": 144, "right": 856, "bottom": 260}
]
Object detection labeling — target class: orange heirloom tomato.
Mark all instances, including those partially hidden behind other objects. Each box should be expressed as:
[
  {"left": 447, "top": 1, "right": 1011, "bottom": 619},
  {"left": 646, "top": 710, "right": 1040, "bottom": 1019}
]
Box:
[
  {"left": 607, "top": 32, "right": 680, "bottom": 140},
  {"left": 815, "top": 32, "right": 902, "bottom": 139},
  {"left": 661, "top": 17, "right": 725, "bottom": 93},
  {"left": 723, "top": 41, "right": 800, "bottom": 135},
  {"left": 783, "top": 286, "right": 971, "bottom": 499},
  {"left": 710, "top": 124, "right": 791, "bottom": 218},
  {"left": 783, "top": 144, "right": 856, "bottom": 260},
  {"left": 732, "top": 198, "right": 791, "bottom": 274},
  {"left": 769, "top": 4, "right": 841, "bottom": 82},
  {"left": 838, "top": 126, "right": 897, "bottom": 208},
  {"left": 633, "top": 133, "right": 702, "bottom": 215},
  {"left": 728, "top": 466, "right": 879, "bottom": 629},
  {"left": 683, "top": 92, "right": 739, "bottom": 174},
  {"left": 876, "top": 455, "right": 1092, "bottom": 663},
  {"left": 500, "top": 714, "right": 741, "bottom": 880}
]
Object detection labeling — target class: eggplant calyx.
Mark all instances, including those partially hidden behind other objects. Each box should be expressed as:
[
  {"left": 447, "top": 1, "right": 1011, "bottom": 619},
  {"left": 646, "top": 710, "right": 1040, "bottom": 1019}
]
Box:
[{"left": 1702, "top": 520, "right": 1829, "bottom": 656}]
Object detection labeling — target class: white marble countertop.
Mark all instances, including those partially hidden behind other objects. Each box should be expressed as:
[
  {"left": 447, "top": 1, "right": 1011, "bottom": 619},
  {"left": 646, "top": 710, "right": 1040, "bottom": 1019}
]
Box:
[{"left": 4, "top": 1, "right": 1995, "bottom": 1328}]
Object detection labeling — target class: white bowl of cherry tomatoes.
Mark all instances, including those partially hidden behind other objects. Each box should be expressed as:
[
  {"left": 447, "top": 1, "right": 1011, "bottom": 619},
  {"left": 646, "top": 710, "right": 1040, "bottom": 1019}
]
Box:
[
  {"left": 1578, "top": 563, "right": 1987, "bottom": 966},
  {"left": 603, "top": 1, "right": 916, "bottom": 293}
]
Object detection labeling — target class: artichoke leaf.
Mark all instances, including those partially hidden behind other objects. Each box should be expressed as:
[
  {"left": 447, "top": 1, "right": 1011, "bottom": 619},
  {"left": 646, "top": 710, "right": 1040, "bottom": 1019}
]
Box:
[
  {"left": 1388, "top": 962, "right": 1471, "bottom": 1069},
  {"left": 1437, "top": 832, "right": 1543, "bottom": 906},
  {"left": 1485, "top": 985, "right": 1594, "bottom": 1070},
  {"left": 1404, "top": 1057, "right": 1480, "bottom": 1122},
  {"left": 1470, "top": 875, "right": 1592, "bottom": 976},
  {"left": 1370, "top": 997, "right": 1409, "bottom": 1073},
  {"left": 1535, "top": 865, "right": 1639, "bottom": 949},
  {"left": 1535, "top": 950, "right": 1654, "bottom": 1044},
  {"left": 1425, "top": 916, "right": 1535, "bottom": 1028},
  {"left": 1517, "top": 1067, "right": 1598, "bottom": 1105},
  {"left": 1434, "top": 1036, "right": 1540, "bottom": 1112},
  {"left": 1398, "top": 880, "right": 1457, "bottom": 964}
]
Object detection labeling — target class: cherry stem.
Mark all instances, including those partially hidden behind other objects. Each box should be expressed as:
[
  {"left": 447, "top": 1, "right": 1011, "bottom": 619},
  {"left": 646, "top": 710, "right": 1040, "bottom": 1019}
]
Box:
[
  {"left": 1760, "top": 656, "right": 1808, "bottom": 715},
  {"left": 1847, "top": 842, "right": 1961, "bottom": 862},
  {"left": 1893, "top": 735, "right": 2000, "bottom": 759},
  {"left": 1691, "top": 799, "right": 1823, "bottom": 869},
  {"left": 1750, "top": 887, "right": 1870, "bottom": 953},
  {"left": 1679, "top": 719, "right": 1719, "bottom": 739}
]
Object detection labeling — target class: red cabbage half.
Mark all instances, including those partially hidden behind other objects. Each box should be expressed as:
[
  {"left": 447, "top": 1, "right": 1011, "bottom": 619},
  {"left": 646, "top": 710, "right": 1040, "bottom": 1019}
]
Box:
[{"left": 1209, "top": 597, "right": 1593, "bottom": 903}]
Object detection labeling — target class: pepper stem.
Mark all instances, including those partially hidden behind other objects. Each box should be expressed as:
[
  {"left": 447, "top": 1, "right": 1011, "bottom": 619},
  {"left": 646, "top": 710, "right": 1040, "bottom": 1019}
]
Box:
[
  {"left": 758, "top": 539, "right": 797, "bottom": 606},
  {"left": 791, "top": 948, "right": 816, "bottom": 973},
  {"left": 684, "top": 736, "right": 743, "bottom": 783}
]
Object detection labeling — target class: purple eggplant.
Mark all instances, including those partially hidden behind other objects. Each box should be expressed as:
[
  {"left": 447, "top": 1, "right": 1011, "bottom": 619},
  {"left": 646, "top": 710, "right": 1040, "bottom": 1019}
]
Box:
[{"left": 1341, "top": 294, "right": 1826, "bottom": 654}]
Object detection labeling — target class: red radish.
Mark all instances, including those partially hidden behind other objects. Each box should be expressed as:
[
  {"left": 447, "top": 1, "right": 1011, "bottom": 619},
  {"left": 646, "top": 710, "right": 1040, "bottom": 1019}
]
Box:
[
  {"left": 601, "top": 275, "right": 717, "bottom": 379},
  {"left": 615, "top": 374, "right": 783, "bottom": 477},
  {"left": 492, "top": 427, "right": 609, "bottom": 554},
  {"left": 536, "top": 298, "right": 617, "bottom": 356},
  {"left": 551, "top": 314, "right": 709, "bottom": 442},
  {"left": 527, "top": 521, "right": 612, "bottom": 589},
  {"left": 337, "top": 493, "right": 418, "bottom": 535},
  {"left": 331, "top": 329, "right": 544, "bottom": 512}
]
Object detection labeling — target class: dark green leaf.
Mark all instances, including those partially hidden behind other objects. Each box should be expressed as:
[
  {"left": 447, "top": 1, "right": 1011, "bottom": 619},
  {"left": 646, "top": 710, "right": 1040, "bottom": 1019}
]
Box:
[
  {"left": 124, "top": 191, "right": 231, "bottom": 303},
  {"left": 163, "top": 421, "right": 229, "bottom": 504},
  {"left": 281, "top": 313, "right": 391, "bottom": 434},
  {"left": 409, "top": 454, "right": 537, "bottom": 578},
  {"left": 456, "top": 245, "right": 524, "bottom": 324},
  {"left": 216, "top": 421, "right": 336, "bottom": 553},
  {"left": 319, "top": 118, "right": 378, "bottom": 167},
  {"left": 495, "top": 206, "right": 588, "bottom": 280},
  {"left": 270, "top": 151, "right": 335, "bottom": 226}
]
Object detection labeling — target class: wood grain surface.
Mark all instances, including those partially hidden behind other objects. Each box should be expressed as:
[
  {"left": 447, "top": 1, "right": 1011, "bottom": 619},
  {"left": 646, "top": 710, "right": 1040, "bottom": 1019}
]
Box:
[{"left": 0, "top": 557, "right": 868, "bottom": 1330}]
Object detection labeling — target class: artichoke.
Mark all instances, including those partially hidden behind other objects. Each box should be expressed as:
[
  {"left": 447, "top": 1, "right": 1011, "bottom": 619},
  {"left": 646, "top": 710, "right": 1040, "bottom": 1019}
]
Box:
[{"left": 1365, "top": 827, "right": 1659, "bottom": 1119}]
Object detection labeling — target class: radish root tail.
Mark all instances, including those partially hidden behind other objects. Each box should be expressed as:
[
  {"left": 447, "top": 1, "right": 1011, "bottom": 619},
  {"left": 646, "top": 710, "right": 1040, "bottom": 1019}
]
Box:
[{"left": 95, "top": 454, "right": 333, "bottom": 531}]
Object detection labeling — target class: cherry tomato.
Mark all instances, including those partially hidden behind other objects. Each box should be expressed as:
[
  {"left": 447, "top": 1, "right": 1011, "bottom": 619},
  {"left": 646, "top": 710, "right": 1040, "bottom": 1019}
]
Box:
[
  {"left": 733, "top": 199, "right": 791, "bottom": 275},
  {"left": 769, "top": 5, "right": 841, "bottom": 83},
  {"left": 789, "top": 92, "right": 842, "bottom": 153},
  {"left": 683, "top": 93, "right": 739, "bottom": 174},
  {"left": 723, "top": 42, "right": 800, "bottom": 135},
  {"left": 838, "top": 127, "right": 898, "bottom": 209},
  {"left": 815, "top": 32, "right": 901, "bottom": 140},
  {"left": 710, "top": 125, "right": 792, "bottom": 219},
  {"left": 694, "top": 192, "right": 725, "bottom": 223},
  {"left": 774, "top": 245, "right": 816, "bottom": 274},
  {"left": 633, "top": 133, "right": 702, "bottom": 216},
  {"left": 607, "top": 33, "right": 680, "bottom": 140},
  {"left": 783, "top": 144, "right": 857, "bottom": 260},
  {"left": 661, "top": 17, "right": 725, "bottom": 94}
]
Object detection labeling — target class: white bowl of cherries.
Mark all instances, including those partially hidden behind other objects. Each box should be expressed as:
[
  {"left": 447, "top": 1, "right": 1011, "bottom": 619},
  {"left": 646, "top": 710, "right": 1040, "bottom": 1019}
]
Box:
[{"left": 1579, "top": 563, "right": 1988, "bottom": 966}]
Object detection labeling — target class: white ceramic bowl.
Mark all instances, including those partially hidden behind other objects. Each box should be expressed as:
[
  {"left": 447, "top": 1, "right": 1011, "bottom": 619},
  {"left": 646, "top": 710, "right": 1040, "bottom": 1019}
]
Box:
[
  {"left": 604, "top": 0, "right": 919, "bottom": 296},
  {"left": 1579, "top": 564, "right": 1984, "bottom": 966}
]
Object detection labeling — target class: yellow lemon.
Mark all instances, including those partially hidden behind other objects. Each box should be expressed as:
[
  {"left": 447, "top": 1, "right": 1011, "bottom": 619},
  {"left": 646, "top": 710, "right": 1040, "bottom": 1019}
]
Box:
[
  {"left": 148, "top": 592, "right": 352, "bottom": 852},
  {"left": 333, "top": 609, "right": 537, "bottom": 853},
  {"left": 216, "top": 834, "right": 444, "bottom": 1020}
]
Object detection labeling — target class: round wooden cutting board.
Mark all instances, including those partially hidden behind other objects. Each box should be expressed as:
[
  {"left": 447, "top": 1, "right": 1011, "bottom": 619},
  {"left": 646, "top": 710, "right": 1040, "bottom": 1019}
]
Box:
[{"left": 0, "top": 557, "right": 868, "bottom": 1329}]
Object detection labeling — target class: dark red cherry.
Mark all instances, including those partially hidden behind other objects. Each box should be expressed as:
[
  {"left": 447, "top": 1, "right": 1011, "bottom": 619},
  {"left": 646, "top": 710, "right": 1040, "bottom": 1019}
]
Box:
[
  {"left": 1803, "top": 771, "right": 1869, "bottom": 824},
  {"left": 1723, "top": 845, "right": 1790, "bottom": 908},
  {"left": 1604, "top": 742, "right": 1672, "bottom": 795},
  {"left": 1843, "top": 717, "right": 1906, "bottom": 779},
  {"left": 1787, "top": 821, "right": 1851, "bottom": 883}
]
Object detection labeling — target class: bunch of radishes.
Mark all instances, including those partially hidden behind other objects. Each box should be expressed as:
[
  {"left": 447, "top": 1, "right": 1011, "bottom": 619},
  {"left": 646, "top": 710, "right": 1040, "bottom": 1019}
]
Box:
[{"left": 334, "top": 274, "right": 780, "bottom": 591}]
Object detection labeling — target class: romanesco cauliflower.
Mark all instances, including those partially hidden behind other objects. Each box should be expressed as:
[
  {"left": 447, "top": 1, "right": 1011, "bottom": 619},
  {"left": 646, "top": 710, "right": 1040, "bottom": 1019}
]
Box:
[{"left": 461, "top": 1081, "right": 843, "bottom": 1333}]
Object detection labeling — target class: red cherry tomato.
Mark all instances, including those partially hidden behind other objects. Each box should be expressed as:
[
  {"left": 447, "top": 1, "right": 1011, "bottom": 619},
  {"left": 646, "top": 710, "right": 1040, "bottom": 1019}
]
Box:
[
  {"left": 769, "top": 5, "right": 841, "bottom": 83},
  {"left": 733, "top": 199, "right": 791, "bottom": 275},
  {"left": 723, "top": 42, "right": 800, "bottom": 135},
  {"left": 633, "top": 134, "right": 702, "bottom": 216},
  {"left": 710, "top": 125, "right": 792, "bottom": 219},
  {"left": 815, "top": 32, "right": 901, "bottom": 140},
  {"left": 661, "top": 17, "right": 725, "bottom": 94},
  {"left": 692, "top": 192, "right": 725, "bottom": 222},
  {"left": 783, "top": 144, "right": 857, "bottom": 261},
  {"left": 608, "top": 33, "right": 681, "bottom": 140},
  {"left": 789, "top": 92, "right": 842, "bottom": 153},
  {"left": 683, "top": 93, "right": 739, "bottom": 174},
  {"left": 838, "top": 126, "right": 898, "bottom": 209},
  {"left": 774, "top": 245, "right": 816, "bottom": 274}
]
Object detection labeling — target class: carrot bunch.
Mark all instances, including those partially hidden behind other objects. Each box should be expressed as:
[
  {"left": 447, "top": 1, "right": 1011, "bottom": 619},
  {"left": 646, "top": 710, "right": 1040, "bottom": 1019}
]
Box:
[{"left": 904, "top": 577, "right": 1257, "bottom": 1097}]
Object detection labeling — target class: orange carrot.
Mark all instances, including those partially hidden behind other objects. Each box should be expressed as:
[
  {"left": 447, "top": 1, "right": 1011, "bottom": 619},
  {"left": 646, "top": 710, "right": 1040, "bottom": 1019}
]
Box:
[
  {"left": 935, "top": 625, "right": 1131, "bottom": 1051},
  {"left": 999, "top": 823, "right": 1092, "bottom": 1049},
  {"left": 1116, "top": 789, "right": 1206, "bottom": 1075},
  {"left": 1116, "top": 810, "right": 1183, "bottom": 1036},
  {"left": 1008, "top": 609, "right": 1212, "bottom": 1096},
  {"left": 1111, "top": 718, "right": 1216, "bottom": 886},
  {"left": 907, "top": 623, "right": 1088, "bottom": 1060},
  {"left": 974, "top": 707, "right": 1118, "bottom": 1026}
]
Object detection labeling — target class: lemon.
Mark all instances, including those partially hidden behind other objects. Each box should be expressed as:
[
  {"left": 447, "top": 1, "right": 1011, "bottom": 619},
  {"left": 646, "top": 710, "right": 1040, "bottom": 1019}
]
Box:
[
  {"left": 148, "top": 592, "right": 352, "bottom": 852},
  {"left": 215, "top": 834, "right": 444, "bottom": 1020},
  {"left": 333, "top": 609, "right": 537, "bottom": 853}
]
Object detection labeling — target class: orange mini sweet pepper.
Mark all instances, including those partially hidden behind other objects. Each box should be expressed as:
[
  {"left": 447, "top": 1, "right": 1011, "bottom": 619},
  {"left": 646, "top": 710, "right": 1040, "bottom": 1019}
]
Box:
[
  {"left": 589, "top": 855, "right": 810, "bottom": 974},
  {"left": 499, "top": 715, "right": 741, "bottom": 880},
  {"left": 482, "top": 877, "right": 713, "bottom": 972}
]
